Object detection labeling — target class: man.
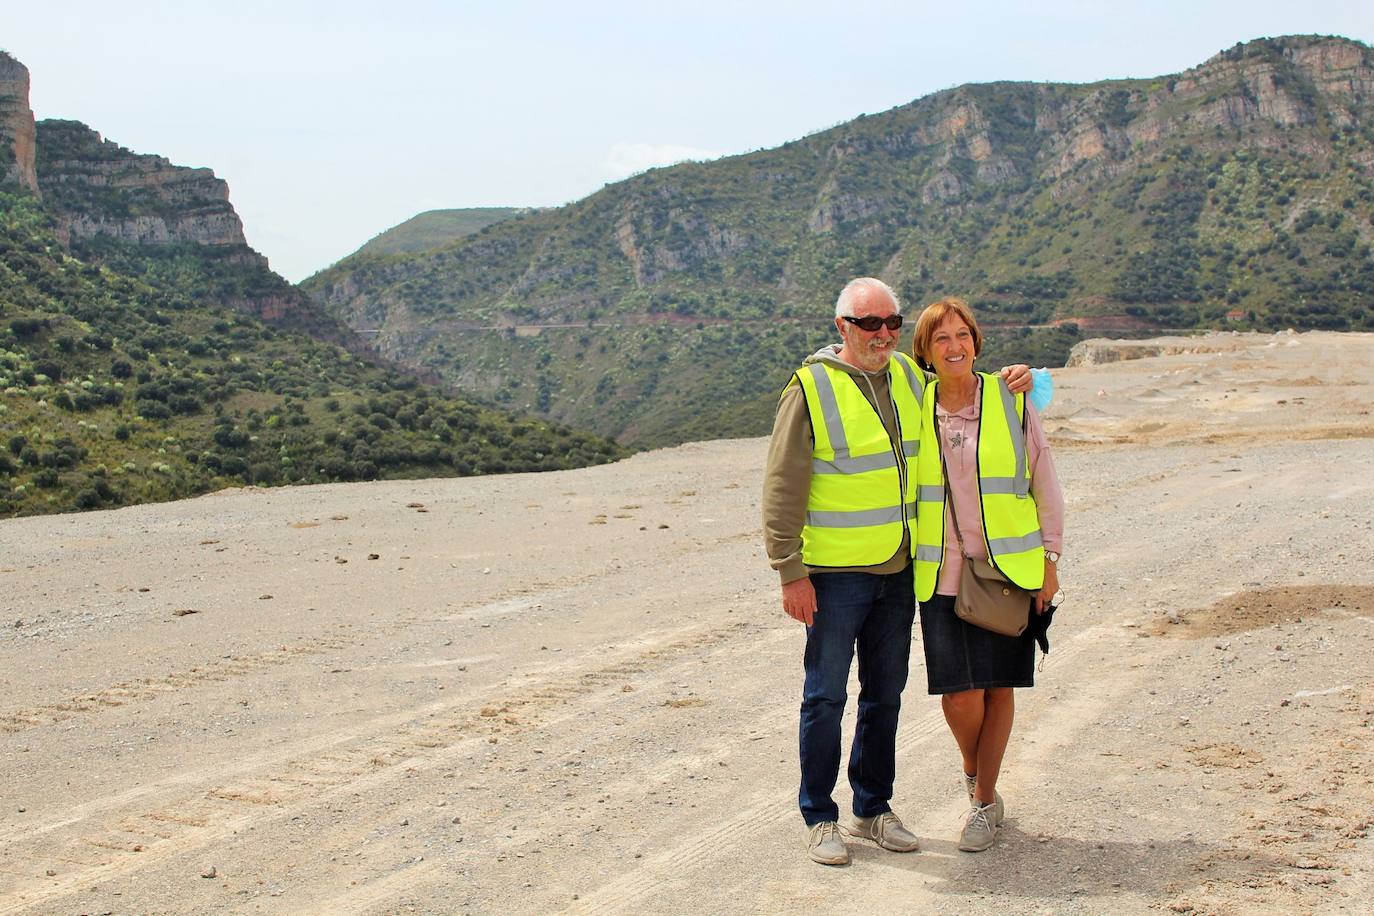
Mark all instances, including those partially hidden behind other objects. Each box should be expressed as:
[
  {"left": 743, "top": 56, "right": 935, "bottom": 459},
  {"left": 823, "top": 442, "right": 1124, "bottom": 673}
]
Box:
[{"left": 762, "top": 277, "right": 1033, "bottom": 865}]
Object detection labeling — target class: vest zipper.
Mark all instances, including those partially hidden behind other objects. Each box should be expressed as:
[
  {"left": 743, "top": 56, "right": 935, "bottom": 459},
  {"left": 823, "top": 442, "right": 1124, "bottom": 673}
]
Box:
[{"left": 853, "top": 367, "right": 909, "bottom": 540}]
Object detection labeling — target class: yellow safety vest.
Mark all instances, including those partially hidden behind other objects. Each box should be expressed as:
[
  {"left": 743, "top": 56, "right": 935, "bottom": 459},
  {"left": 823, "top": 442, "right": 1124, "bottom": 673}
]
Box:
[
  {"left": 914, "top": 372, "right": 1044, "bottom": 601},
  {"left": 793, "top": 352, "right": 923, "bottom": 567}
]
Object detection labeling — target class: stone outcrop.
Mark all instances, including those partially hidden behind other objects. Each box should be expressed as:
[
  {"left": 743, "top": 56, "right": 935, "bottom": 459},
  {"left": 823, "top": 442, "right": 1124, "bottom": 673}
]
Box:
[
  {"left": 0, "top": 51, "right": 350, "bottom": 336},
  {"left": 615, "top": 203, "right": 747, "bottom": 287},
  {"left": 1286, "top": 38, "right": 1374, "bottom": 100},
  {"left": 0, "top": 51, "right": 263, "bottom": 258},
  {"left": 36, "top": 120, "right": 252, "bottom": 251},
  {"left": 0, "top": 52, "right": 39, "bottom": 194},
  {"left": 808, "top": 171, "right": 885, "bottom": 232},
  {"left": 1065, "top": 331, "right": 1287, "bottom": 366}
]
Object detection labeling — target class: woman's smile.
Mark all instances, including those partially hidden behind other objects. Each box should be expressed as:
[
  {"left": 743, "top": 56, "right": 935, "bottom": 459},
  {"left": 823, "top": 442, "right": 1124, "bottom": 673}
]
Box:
[{"left": 938, "top": 344, "right": 973, "bottom": 372}]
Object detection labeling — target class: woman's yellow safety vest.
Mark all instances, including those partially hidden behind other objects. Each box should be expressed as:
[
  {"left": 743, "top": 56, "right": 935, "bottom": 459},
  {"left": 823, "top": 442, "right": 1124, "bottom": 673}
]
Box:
[
  {"left": 794, "top": 352, "right": 923, "bottom": 567},
  {"left": 914, "top": 371, "right": 1044, "bottom": 601}
]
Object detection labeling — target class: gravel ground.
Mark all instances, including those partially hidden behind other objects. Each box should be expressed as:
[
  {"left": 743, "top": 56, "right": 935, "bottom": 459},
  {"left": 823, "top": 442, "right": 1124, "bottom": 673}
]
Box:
[{"left": 0, "top": 330, "right": 1371, "bottom": 915}]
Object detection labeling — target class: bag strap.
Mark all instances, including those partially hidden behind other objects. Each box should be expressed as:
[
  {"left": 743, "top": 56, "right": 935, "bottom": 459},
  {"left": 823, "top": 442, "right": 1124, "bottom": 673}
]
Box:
[{"left": 935, "top": 412, "right": 972, "bottom": 560}]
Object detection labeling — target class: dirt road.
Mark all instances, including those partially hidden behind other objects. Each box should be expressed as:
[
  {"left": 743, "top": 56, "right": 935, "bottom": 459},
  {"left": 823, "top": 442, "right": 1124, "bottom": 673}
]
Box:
[{"left": 1, "top": 331, "right": 1371, "bottom": 914}]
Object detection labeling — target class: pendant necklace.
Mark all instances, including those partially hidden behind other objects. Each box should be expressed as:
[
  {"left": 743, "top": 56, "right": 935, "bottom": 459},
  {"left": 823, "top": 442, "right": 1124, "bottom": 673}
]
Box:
[{"left": 942, "top": 384, "right": 976, "bottom": 450}]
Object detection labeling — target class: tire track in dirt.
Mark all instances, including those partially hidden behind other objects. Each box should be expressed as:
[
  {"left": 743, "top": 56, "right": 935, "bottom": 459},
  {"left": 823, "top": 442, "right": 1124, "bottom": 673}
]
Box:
[
  {"left": 289, "top": 861, "right": 443, "bottom": 916},
  {"left": 0, "top": 567, "right": 615, "bottom": 738},
  {"left": 0, "top": 633, "right": 355, "bottom": 735},
  {"left": 561, "top": 633, "right": 1095, "bottom": 915},
  {"left": 1003, "top": 607, "right": 1374, "bottom": 914},
  {"left": 0, "top": 616, "right": 766, "bottom": 913}
]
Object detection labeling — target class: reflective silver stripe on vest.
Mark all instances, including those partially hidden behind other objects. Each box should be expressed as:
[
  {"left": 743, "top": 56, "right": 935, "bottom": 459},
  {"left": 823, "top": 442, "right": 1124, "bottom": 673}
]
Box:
[
  {"left": 995, "top": 380, "right": 1029, "bottom": 498},
  {"left": 917, "top": 484, "right": 943, "bottom": 503},
  {"left": 980, "top": 477, "right": 1023, "bottom": 495},
  {"left": 807, "top": 501, "right": 917, "bottom": 528},
  {"left": 892, "top": 355, "right": 925, "bottom": 406},
  {"left": 807, "top": 363, "right": 849, "bottom": 458},
  {"left": 807, "top": 361, "right": 919, "bottom": 473},
  {"left": 915, "top": 545, "right": 944, "bottom": 562},
  {"left": 987, "top": 531, "right": 1043, "bottom": 554},
  {"left": 812, "top": 452, "right": 898, "bottom": 475}
]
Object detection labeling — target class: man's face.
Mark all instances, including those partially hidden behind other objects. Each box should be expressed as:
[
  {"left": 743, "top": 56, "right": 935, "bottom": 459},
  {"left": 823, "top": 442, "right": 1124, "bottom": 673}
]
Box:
[{"left": 835, "top": 287, "right": 901, "bottom": 373}]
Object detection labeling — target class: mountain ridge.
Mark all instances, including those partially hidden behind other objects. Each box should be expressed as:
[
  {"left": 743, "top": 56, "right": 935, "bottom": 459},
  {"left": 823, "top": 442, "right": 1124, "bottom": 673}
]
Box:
[
  {"left": 344, "top": 207, "right": 530, "bottom": 260},
  {"left": 302, "top": 34, "right": 1374, "bottom": 449}
]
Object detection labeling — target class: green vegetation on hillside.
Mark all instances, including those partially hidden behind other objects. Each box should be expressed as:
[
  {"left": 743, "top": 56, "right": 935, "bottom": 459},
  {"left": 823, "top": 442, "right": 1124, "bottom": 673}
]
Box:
[
  {"left": 304, "top": 36, "right": 1374, "bottom": 449},
  {"left": 0, "top": 192, "right": 623, "bottom": 517},
  {"left": 350, "top": 208, "right": 524, "bottom": 259}
]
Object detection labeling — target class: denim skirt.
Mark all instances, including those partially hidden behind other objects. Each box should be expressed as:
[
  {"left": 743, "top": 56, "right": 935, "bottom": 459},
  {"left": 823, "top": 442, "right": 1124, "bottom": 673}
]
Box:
[{"left": 918, "top": 594, "right": 1035, "bottom": 694}]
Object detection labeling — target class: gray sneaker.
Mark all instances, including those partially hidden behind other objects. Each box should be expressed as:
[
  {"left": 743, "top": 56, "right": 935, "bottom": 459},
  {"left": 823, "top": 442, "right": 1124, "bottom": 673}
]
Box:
[
  {"left": 958, "top": 803, "right": 998, "bottom": 852},
  {"left": 842, "top": 811, "right": 920, "bottom": 853},
  {"left": 963, "top": 773, "right": 1005, "bottom": 827},
  {"left": 807, "top": 821, "right": 850, "bottom": 865}
]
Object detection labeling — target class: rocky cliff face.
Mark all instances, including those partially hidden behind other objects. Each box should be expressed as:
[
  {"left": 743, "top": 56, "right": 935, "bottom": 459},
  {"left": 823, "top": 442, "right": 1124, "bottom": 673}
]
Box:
[
  {"left": 25, "top": 117, "right": 331, "bottom": 328},
  {"left": 0, "top": 52, "right": 39, "bottom": 194},
  {"left": 36, "top": 120, "right": 257, "bottom": 253},
  {"left": 0, "top": 52, "right": 356, "bottom": 338},
  {"left": 3, "top": 52, "right": 253, "bottom": 251}
]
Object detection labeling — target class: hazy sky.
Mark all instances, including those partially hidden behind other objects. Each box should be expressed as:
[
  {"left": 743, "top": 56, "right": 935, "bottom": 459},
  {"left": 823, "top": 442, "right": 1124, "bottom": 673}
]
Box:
[{"left": 6, "top": 2, "right": 1373, "bottom": 281}]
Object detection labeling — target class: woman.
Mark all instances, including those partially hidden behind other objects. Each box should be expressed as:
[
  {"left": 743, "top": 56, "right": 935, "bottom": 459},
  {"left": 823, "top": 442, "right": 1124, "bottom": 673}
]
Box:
[{"left": 910, "top": 297, "right": 1064, "bottom": 853}]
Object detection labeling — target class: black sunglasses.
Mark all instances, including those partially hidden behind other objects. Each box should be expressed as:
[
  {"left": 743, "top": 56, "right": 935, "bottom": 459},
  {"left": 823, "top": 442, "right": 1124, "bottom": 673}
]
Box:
[{"left": 841, "top": 314, "right": 903, "bottom": 332}]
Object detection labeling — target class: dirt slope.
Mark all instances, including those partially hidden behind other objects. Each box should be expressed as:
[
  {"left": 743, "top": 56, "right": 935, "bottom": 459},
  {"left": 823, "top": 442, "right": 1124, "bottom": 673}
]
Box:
[{"left": 1, "top": 331, "right": 1371, "bottom": 914}]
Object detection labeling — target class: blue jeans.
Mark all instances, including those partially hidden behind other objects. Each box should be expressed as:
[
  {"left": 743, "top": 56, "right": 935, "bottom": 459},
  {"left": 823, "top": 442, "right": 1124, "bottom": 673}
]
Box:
[{"left": 799, "top": 564, "right": 915, "bottom": 825}]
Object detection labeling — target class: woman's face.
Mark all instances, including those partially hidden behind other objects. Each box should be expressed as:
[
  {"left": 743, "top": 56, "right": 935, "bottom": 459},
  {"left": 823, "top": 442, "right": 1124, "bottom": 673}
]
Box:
[{"left": 928, "top": 312, "right": 977, "bottom": 380}]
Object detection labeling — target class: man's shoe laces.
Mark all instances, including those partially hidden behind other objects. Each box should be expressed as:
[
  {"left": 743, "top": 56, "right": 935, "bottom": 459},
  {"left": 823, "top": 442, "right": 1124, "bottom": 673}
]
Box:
[
  {"left": 871, "top": 811, "right": 900, "bottom": 840},
  {"left": 811, "top": 822, "right": 840, "bottom": 845}
]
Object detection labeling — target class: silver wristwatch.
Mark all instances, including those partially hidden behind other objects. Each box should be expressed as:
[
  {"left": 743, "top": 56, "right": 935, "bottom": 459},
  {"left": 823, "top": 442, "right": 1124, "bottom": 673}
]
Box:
[{"left": 1045, "top": 551, "right": 1061, "bottom": 563}]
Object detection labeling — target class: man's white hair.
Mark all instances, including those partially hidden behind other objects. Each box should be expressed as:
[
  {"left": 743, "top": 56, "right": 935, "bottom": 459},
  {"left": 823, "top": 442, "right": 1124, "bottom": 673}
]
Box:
[{"left": 835, "top": 277, "right": 901, "bottom": 318}]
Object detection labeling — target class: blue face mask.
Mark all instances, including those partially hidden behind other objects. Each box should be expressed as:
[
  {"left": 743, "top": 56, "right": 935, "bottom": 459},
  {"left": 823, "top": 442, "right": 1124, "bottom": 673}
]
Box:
[{"left": 1028, "top": 368, "right": 1054, "bottom": 413}]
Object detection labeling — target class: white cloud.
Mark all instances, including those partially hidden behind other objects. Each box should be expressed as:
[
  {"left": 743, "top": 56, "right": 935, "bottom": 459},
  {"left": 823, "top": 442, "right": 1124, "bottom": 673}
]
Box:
[{"left": 601, "top": 142, "right": 724, "bottom": 180}]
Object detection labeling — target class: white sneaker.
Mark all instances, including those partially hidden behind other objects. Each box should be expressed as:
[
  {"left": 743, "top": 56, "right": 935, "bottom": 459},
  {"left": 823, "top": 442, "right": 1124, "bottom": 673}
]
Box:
[
  {"left": 958, "top": 803, "right": 998, "bottom": 852},
  {"left": 842, "top": 811, "right": 920, "bottom": 852},
  {"left": 807, "top": 821, "right": 850, "bottom": 865},
  {"left": 963, "top": 772, "right": 1005, "bottom": 827}
]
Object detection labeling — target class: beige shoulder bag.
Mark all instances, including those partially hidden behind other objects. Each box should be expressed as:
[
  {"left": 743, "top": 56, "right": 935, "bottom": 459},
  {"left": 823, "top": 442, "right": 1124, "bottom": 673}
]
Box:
[{"left": 937, "top": 414, "right": 1031, "bottom": 637}]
